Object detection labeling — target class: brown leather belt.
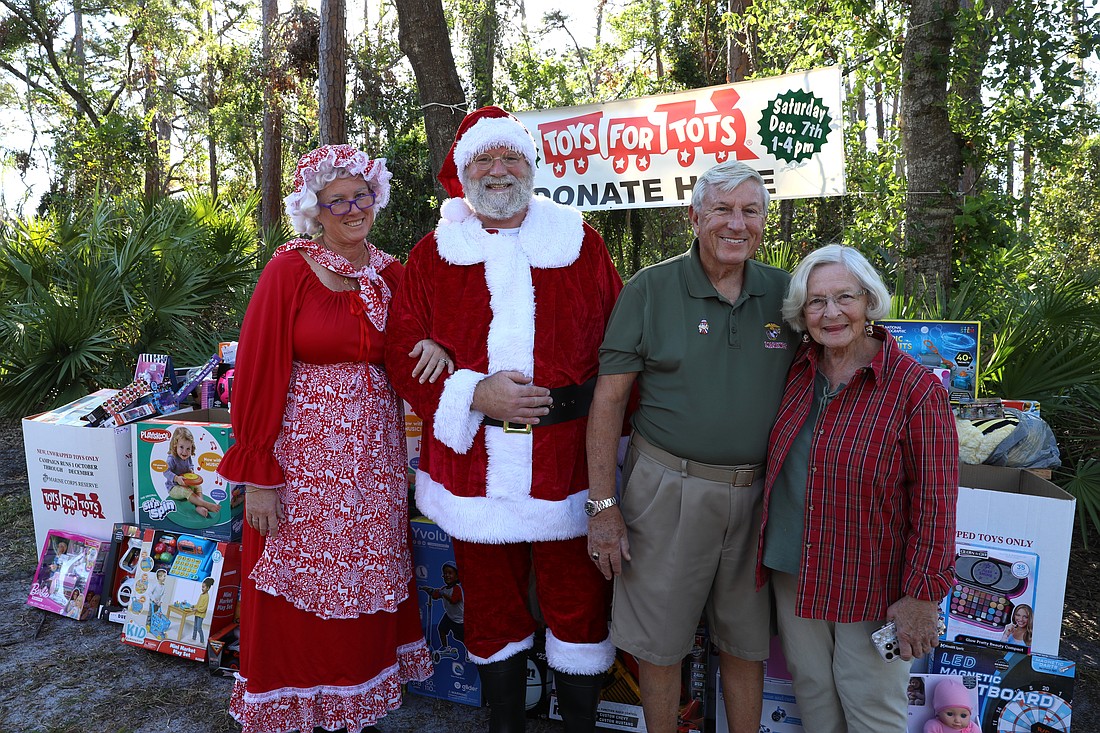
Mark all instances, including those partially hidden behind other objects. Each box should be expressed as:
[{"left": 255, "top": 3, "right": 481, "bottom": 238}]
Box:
[
  {"left": 632, "top": 433, "right": 763, "bottom": 487},
  {"left": 484, "top": 377, "right": 596, "bottom": 434}
]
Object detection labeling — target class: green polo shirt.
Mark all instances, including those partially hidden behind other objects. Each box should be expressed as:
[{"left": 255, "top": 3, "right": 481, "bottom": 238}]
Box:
[{"left": 599, "top": 241, "right": 798, "bottom": 465}]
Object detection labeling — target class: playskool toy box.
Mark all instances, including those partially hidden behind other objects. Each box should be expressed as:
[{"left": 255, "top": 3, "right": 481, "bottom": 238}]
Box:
[
  {"left": 121, "top": 527, "right": 241, "bottom": 662},
  {"left": 133, "top": 409, "right": 244, "bottom": 542},
  {"left": 27, "top": 529, "right": 110, "bottom": 620},
  {"left": 23, "top": 389, "right": 136, "bottom": 557}
]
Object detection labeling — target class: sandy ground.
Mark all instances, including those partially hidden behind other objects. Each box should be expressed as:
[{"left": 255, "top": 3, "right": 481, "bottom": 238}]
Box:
[{"left": 1, "top": 416, "right": 1096, "bottom": 732}]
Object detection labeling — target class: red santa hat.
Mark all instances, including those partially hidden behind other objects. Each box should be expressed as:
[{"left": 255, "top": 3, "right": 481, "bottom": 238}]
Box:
[
  {"left": 933, "top": 678, "right": 974, "bottom": 714},
  {"left": 436, "top": 106, "right": 538, "bottom": 200}
]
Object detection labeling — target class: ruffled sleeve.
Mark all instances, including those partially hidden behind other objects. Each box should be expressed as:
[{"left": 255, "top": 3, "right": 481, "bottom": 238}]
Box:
[{"left": 217, "top": 252, "right": 304, "bottom": 488}]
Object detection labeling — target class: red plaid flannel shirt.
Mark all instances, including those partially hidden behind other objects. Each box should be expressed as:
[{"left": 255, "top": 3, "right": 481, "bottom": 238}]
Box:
[{"left": 756, "top": 327, "right": 959, "bottom": 622}]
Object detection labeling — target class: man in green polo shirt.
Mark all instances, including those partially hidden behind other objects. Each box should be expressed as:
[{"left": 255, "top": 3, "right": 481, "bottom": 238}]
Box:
[{"left": 585, "top": 160, "right": 798, "bottom": 733}]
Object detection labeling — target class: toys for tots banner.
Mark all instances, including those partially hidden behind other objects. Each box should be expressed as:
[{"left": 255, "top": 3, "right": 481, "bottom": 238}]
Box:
[{"left": 514, "top": 66, "right": 845, "bottom": 211}]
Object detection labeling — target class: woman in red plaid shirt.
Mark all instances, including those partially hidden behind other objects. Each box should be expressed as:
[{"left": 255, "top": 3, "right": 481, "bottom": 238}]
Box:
[{"left": 756, "top": 244, "right": 959, "bottom": 733}]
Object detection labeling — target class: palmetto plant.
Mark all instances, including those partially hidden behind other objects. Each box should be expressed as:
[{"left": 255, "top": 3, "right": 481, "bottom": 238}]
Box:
[
  {"left": 891, "top": 248, "right": 1100, "bottom": 542},
  {"left": 0, "top": 195, "right": 260, "bottom": 418}
]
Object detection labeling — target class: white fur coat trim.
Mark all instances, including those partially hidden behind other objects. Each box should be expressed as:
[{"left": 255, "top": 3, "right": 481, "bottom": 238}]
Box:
[
  {"left": 414, "top": 469, "right": 589, "bottom": 542},
  {"left": 434, "top": 195, "right": 584, "bottom": 268},
  {"left": 433, "top": 368, "right": 486, "bottom": 454},
  {"left": 545, "top": 628, "right": 616, "bottom": 675},
  {"left": 467, "top": 634, "right": 535, "bottom": 665}
]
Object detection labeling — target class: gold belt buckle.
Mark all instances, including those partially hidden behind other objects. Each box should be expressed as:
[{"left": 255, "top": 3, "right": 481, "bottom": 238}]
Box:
[{"left": 502, "top": 421, "right": 533, "bottom": 435}]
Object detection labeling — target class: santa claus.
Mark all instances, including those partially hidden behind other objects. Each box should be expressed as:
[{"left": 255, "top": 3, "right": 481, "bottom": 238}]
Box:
[{"left": 386, "top": 106, "right": 622, "bottom": 733}]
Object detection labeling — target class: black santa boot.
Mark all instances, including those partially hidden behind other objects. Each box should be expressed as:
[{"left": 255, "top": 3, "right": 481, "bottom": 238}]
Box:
[
  {"left": 478, "top": 653, "right": 528, "bottom": 733},
  {"left": 553, "top": 670, "right": 605, "bottom": 733}
]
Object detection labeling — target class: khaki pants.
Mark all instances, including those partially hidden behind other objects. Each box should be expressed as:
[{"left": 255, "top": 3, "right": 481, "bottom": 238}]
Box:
[{"left": 772, "top": 571, "right": 912, "bottom": 733}]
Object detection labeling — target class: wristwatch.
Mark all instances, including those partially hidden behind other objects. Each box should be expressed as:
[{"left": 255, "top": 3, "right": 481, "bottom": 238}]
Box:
[{"left": 584, "top": 496, "right": 619, "bottom": 517}]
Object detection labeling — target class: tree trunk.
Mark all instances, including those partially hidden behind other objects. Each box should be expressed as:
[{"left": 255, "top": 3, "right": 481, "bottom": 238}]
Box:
[
  {"left": 73, "top": 0, "right": 85, "bottom": 88},
  {"left": 396, "top": 0, "right": 466, "bottom": 196},
  {"left": 207, "top": 10, "right": 219, "bottom": 201},
  {"left": 899, "top": 0, "right": 962, "bottom": 300},
  {"left": 318, "top": 0, "right": 347, "bottom": 145},
  {"left": 143, "top": 60, "right": 160, "bottom": 202},
  {"left": 261, "top": 0, "right": 284, "bottom": 231},
  {"left": 468, "top": 0, "right": 497, "bottom": 108}
]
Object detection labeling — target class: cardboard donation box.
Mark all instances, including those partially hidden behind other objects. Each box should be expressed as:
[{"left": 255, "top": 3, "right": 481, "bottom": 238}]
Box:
[
  {"left": 23, "top": 389, "right": 136, "bottom": 555},
  {"left": 927, "top": 641, "right": 1075, "bottom": 732},
  {"left": 27, "top": 529, "right": 110, "bottom": 620},
  {"left": 121, "top": 528, "right": 241, "bottom": 662},
  {"left": 945, "top": 464, "right": 1075, "bottom": 656},
  {"left": 133, "top": 409, "right": 244, "bottom": 542},
  {"left": 407, "top": 517, "right": 482, "bottom": 706}
]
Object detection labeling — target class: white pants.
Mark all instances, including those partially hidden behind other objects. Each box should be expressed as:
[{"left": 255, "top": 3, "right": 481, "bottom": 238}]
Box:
[{"left": 772, "top": 572, "right": 912, "bottom": 733}]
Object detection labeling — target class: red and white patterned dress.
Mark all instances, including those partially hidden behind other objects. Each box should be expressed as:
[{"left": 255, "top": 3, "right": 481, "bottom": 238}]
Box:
[{"left": 219, "top": 239, "right": 432, "bottom": 733}]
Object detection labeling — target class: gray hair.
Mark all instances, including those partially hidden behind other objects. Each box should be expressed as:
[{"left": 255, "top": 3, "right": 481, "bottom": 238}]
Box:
[
  {"left": 782, "top": 244, "right": 892, "bottom": 332},
  {"left": 690, "top": 160, "right": 771, "bottom": 212}
]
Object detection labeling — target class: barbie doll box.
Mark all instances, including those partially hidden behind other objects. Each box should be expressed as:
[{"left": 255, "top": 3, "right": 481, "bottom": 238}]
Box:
[
  {"left": 121, "top": 527, "right": 241, "bottom": 662},
  {"left": 953, "top": 464, "right": 1074, "bottom": 657},
  {"left": 26, "top": 529, "right": 110, "bottom": 620},
  {"left": 132, "top": 409, "right": 244, "bottom": 542},
  {"left": 23, "top": 389, "right": 136, "bottom": 558}
]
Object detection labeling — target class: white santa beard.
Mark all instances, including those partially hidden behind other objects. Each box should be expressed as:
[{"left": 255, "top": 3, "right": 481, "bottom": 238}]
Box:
[{"left": 464, "top": 173, "right": 535, "bottom": 221}]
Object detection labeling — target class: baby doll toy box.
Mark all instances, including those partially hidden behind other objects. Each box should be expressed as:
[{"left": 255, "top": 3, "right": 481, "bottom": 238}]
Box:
[
  {"left": 133, "top": 409, "right": 244, "bottom": 542},
  {"left": 26, "top": 529, "right": 110, "bottom": 621},
  {"left": 121, "top": 527, "right": 241, "bottom": 662}
]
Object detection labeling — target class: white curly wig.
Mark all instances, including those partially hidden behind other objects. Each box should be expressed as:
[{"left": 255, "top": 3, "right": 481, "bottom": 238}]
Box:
[{"left": 283, "top": 144, "right": 393, "bottom": 236}]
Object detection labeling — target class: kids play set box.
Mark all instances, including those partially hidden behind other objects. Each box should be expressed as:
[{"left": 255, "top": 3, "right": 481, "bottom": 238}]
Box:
[
  {"left": 27, "top": 529, "right": 110, "bottom": 621},
  {"left": 133, "top": 408, "right": 244, "bottom": 542},
  {"left": 23, "top": 389, "right": 136, "bottom": 557},
  {"left": 121, "top": 527, "right": 241, "bottom": 662}
]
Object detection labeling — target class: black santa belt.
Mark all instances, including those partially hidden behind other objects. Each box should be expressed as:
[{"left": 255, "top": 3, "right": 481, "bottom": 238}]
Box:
[{"left": 483, "top": 376, "right": 597, "bottom": 433}]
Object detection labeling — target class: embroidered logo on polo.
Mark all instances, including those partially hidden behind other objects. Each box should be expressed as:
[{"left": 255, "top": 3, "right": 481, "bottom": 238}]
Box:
[
  {"left": 764, "top": 322, "right": 789, "bottom": 349},
  {"left": 698, "top": 319, "right": 709, "bottom": 334}
]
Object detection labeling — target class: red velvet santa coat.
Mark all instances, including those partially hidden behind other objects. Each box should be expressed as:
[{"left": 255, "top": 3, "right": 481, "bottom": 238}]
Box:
[{"left": 385, "top": 195, "right": 622, "bottom": 543}]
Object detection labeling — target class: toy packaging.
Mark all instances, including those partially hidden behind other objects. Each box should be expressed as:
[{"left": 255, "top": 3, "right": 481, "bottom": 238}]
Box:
[
  {"left": 875, "top": 320, "right": 981, "bottom": 403},
  {"left": 942, "top": 544, "right": 1038, "bottom": 653},
  {"left": 98, "top": 522, "right": 144, "bottom": 623},
  {"left": 23, "top": 389, "right": 136, "bottom": 555},
  {"left": 404, "top": 401, "right": 422, "bottom": 498},
  {"left": 27, "top": 529, "right": 110, "bottom": 620},
  {"left": 905, "top": 674, "right": 982, "bottom": 732},
  {"left": 955, "top": 464, "right": 1074, "bottom": 655},
  {"left": 551, "top": 639, "right": 708, "bottom": 732},
  {"left": 133, "top": 409, "right": 244, "bottom": 542},
  {"left": 927, "top": 641, "right": 1074, "bottom": 732},
  {"left": 206, "top": 622, "right": 241, "bottom": 678},
  {"left": 407, "top": 517, "right": 481, "bottom": 706},
  {"left": 121, "top": 528, "right": 241, "bottom": 662}
]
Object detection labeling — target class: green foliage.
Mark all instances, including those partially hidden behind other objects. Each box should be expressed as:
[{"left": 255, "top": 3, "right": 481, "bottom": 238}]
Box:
[{"left": 0, "top": 195, "right": 260, "bottom": 417}]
